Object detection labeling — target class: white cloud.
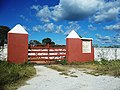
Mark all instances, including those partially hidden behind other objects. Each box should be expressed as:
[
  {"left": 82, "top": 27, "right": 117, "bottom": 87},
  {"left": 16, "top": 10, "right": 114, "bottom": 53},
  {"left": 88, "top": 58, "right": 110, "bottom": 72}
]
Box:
[
  {"left": 22, "top": 26, "right": 30, "bottom": 31},
  {"left": 32, "top": 21, "right": 80, "bottom": 35},
  {"left": 64, "top": 30, "right": 72, "bottom": 36},
  {"left": 88, "top": 24, "right": 97, "bottom": 30},
  {"left": 32, "top": 23, "right": 54, "bottom": 32},
  {"left": 44, "top": 23, "right": 54, "bottom": 32},
  {"left": 65, "top": 21, "right": 80, "bottom": 31},
  {"left": 36, "top": 5, "right": 52, "bottom": 22},
  {"left": 96, "top": 33, "right": 120, "bottom": 45},
  {"left": 92, "top": 0, "right": 120, "bottom": 22},
  {"left": 55, "top": 25, "right": 64, "bottom": 34},
  {"left": 93, "top": 8, "right": 120, "bottom": 22},
  {"left": 104, "top": 23, "right": 120, "bottom": 31},
  {"left": 32, "top": 23, "right": 54, "bottom": 33},
  {"left": 96, "top": 34, "right": 112, "bottom": 44},
  {"left": 20, "top": 15, "right": 29, "bottom": 21},
  {"left": 113, "top": 33, "right": 120, "bottom": 44},
  {"left": 22, "top": 26, "right": 31, "bottom": 36},
  {"left": 31, "top": 0, "right": 103, "bottom": 22},
  {"left": 32, "top": 25, "right": 42, "bottom": 32},
  {"left": 31, "top": 21, "right": 82, "bottom": 35},
  {"left": 51, "top": 5, "right": 63, "bottom": 21},
  {"left": 59, "top": 0, "right": 102, "bottom": 20},
  {"left": 31, "top": 0, "right": 120, "bottom": 22},
  {"left": 32, "top": 23, "right": 64, "bottom": 33},
  {"left": 31, "top": 5, "right": 41, "bottom": 11},
  {"left": 64, "top": 21, "right": 81, "bottom": 35}
]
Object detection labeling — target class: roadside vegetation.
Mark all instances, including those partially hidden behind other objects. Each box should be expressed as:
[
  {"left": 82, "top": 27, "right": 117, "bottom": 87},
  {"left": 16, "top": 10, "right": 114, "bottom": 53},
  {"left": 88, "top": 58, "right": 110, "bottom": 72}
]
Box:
[
  {"left": 48, "top": 59, "right": 120, "bottom": 77},
  {"left": 47, "top": 65, "right": 78, "bottom": 77},
  {"left": 92, "top": 60, "right": 120, "bottom": 77},
  {"left": 0, "top": 61, "right": 36, "bottom": 90}
]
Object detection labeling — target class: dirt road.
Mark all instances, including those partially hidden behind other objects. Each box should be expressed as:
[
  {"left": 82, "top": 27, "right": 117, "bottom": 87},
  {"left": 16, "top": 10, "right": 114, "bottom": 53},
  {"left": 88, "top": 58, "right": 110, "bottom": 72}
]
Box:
[{"left": 18, "top": 65, "right": 120, "bottom": 90}]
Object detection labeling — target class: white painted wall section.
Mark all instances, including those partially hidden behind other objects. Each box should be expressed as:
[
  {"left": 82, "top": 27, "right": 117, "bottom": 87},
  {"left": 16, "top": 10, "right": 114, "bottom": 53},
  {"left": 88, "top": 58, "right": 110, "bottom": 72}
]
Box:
[{"left": 94, "top": 48, "right": 120, "bottom": 61}]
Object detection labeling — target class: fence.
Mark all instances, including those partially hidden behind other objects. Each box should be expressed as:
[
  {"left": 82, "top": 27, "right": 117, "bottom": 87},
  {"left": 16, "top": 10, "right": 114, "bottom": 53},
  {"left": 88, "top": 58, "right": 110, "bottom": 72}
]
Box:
[
  {"left": 94, "top": 48, "right": 120, "bottom": 61},
  {"left": 0, "top": 44, "right": 7, "bottom": 60},
  {"left": 1, "top": 44, "right": 120, "bottom": 62},
  {"left": 28, "top": 45, "right": 66, "bottom": 64}
]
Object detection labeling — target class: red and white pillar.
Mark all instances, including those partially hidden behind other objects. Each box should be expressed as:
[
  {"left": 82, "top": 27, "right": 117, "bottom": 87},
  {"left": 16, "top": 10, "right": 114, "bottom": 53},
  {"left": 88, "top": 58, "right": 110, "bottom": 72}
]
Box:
[
  {"left": 66, "top": 30, "right": 94, "bottom": 63},
  {"left": 8, "top": 24, "right": 28, "bottom": 64}
]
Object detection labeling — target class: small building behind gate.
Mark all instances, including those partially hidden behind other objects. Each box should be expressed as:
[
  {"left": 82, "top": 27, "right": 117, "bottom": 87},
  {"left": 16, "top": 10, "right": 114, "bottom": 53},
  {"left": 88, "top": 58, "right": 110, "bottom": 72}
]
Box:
[{"left": 66, "top": 30, "right": 94, "bottom": 63}]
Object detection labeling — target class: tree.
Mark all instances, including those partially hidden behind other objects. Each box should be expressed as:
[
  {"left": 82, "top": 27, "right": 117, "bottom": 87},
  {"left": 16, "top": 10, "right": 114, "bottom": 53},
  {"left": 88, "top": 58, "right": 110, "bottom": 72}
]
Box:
[
  {"left": 0, "top": 26, "right": 10, "bottom": 46},
  {"left": 42, "top": 38, "right": 51, "bottom": 45},
  {"left": 42, "top": 38, "right": 55, "bottom": 45},
  {"left": 51, "top": 41, "right": 55, "bottom": 46},
  {"left": 29, "top": 40, "right": 41, "bottom": 46}
]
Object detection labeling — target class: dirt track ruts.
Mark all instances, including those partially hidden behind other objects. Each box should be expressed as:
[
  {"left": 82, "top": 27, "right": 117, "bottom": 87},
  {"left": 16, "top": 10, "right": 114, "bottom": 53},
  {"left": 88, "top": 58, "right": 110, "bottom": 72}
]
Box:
[{"left": 18, "top": 65, "right": 120, "bottom": 90}]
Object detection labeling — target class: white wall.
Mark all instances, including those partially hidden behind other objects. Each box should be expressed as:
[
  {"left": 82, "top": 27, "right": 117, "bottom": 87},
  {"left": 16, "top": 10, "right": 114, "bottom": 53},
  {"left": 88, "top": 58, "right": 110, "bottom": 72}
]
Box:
[
  {"left": 0, "top": 44, "right": 7, "bottom": 61},
  {"left": 0, "top": 45, "right": 120, "bottom": 61},
  {"left": 94, "top": 48, "right": 120, "bottom": 61}
]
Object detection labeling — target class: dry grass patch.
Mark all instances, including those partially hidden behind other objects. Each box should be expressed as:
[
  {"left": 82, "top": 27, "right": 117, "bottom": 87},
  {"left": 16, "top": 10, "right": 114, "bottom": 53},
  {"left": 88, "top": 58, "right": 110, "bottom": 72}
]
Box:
[
  {"left": 0, "top": 61, "right": 36, "bottom": 90},
  {"left": 47, "top": 60, "right": 120, "bottom": 77},
  {"left": 69, "top": 60, "right": 120, "bottom": 77},
  {"left": 47, "top": 65, "right": 78, "bottom": 77},
  {"left": 47, "top": 65, "right": 70, "bottom": 72}
]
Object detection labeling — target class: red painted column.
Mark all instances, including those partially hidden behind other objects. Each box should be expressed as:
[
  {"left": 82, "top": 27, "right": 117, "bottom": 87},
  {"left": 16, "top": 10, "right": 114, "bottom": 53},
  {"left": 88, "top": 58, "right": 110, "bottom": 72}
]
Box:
[
  {"left": 7, "top": 24, "right": 28, "bottom": 64},
  {"left": 66, "top": 38, "right": 82, "bottom": 63},
  {"left": 66, "top": 30, "right": 82, "bottom": 63},
  {"left": 66, "top": 30, "right": 94, "bottom": 63}
]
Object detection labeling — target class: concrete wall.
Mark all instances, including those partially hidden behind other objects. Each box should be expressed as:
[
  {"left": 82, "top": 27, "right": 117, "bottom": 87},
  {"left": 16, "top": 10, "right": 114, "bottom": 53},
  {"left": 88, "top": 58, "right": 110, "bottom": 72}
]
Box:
[
  {"left": 1, "top": 45, "right": 120, "bottom": 61},
  {"left": 94, "top": 48, "right": 120, "bottom": 61},
  {"left": 0, "top": 44, "right": 7, "bottom": 60}
]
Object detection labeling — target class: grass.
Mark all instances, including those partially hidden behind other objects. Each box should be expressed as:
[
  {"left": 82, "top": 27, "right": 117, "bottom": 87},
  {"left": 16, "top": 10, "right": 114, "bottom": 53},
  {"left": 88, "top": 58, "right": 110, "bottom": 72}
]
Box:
[
  {"left": 93, "top": 60, "right": 120, "bottom": 77},
  {"left": 47, "top": 65, "right": 78, "bottom": 77},
  {"left": 0, "top": 61, "right": 36, "bottom": 90},
  {"left": 47, "top": 65, "right": 69, "bottom": 72},
  {"left": 69, "top": 61, "right": 98, "bottom": 70},
  {"left": 70, "top": 60, "right": 120, "bottom": 77},
  {"left": 70, "top": 75, "right": 78, "bottom": 77},
  {"left": 59, "top": 72, "right": 69, "bottom": 76},
  {"left": 48, "top": 60, "right": 120, "bottom": 77}
]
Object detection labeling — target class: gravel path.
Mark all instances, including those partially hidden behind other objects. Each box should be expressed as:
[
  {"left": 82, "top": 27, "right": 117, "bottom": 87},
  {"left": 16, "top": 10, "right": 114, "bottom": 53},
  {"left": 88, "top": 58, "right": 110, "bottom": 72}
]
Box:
[{"left": 18, "top": 65, "right": 120, "bottom": 90}]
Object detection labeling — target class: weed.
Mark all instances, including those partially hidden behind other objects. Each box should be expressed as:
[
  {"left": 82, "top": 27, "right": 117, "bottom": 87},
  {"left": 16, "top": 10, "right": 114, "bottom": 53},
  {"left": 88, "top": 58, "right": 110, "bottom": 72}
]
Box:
[
  {"left": 70, "top": 75, "right": 78, "bottom": 77},
  {"left": 48, "top": 60, "right": 120, "bottom": 77},
  {"left": 0, "top": 61, "right": 36, "bottom": 90},
  {"left": 55, "top": 60, "right": 68, "bottom": 65},
  {"left": 47, "top": 65, "right": 68, "bottom": 72},
  {"left": 59, "top": 72, "right": 69, "bottom": 76},
  {"left": 94, "top": 60, "right": 120, "bottom": 77}
]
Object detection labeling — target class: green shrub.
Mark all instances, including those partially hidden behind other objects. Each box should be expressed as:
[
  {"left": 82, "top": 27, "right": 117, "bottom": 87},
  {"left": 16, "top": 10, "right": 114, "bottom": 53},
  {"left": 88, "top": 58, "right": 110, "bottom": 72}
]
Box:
[
  {"left": 69, "top": 61, "right": 94, "bottom": 65},
  {"left": 94, "top": 60, "right": 120, "bottom": 77},
  {"left": 0, "top": 61, "right": 36, "bottom": 89},
  {"left": 100, "top": 58, "right": 109, "bottom": 65},
  {"left": 56, "top": 60, "right": 67, "bottom": 65}
]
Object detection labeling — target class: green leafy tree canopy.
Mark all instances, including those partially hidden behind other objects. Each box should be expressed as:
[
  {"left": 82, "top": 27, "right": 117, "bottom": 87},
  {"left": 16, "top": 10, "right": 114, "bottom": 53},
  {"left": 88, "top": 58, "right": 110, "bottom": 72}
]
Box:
[
  {"left": 42, "top": 38, "right": 55, "bottom": 45},
  {"left": 29, "top": 40, "right": 41, "bottom": 46},
  {"left": 0, "top": 26, "right": 10, "bottom": 46}
]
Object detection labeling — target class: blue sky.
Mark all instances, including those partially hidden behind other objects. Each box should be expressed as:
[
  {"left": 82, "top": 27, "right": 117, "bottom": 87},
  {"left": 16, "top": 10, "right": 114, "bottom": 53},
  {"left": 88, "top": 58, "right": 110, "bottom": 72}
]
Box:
[{"left": 0, "top": 0, "right": 120, "bottom": 46}]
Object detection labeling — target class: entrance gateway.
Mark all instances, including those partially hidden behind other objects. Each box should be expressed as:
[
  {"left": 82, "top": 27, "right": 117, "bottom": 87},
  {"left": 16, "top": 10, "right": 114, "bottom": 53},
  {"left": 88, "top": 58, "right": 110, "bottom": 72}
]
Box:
[{"left": 7, "top": 24, "right": 94, "bottom": 64}]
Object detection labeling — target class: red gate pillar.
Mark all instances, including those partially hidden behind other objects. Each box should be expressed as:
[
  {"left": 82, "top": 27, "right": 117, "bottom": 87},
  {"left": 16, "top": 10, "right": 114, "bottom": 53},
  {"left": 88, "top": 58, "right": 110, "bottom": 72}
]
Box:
[
  {"left": 8, "top": 24, "right": 28, "bottom": 64},
  {"left": 66, "top": 30, "right": 94, "bottom": 63},
  {"left": 66, "top": 30, "right": 82, "bottom": 63}
]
